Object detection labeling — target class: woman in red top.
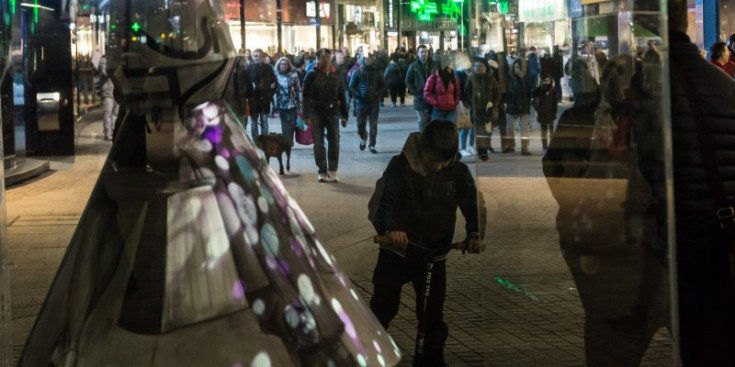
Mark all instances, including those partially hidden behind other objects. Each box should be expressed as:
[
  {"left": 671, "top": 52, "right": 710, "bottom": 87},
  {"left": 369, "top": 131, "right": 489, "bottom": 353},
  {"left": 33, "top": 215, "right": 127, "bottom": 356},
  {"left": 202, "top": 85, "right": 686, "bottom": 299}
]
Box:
[
  {"left": 710, "top": 42, "right": 735, "bottom": 78},
  {"left": 424, "top": 65, "right": 461, "bottom": 123}
]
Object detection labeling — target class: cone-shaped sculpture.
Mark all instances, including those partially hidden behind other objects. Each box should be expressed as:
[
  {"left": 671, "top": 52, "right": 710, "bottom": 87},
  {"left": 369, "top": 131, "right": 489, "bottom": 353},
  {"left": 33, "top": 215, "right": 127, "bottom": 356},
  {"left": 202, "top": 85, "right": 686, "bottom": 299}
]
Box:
[{"left": 19, "top": 0, "right": 401, "bottom": 365}]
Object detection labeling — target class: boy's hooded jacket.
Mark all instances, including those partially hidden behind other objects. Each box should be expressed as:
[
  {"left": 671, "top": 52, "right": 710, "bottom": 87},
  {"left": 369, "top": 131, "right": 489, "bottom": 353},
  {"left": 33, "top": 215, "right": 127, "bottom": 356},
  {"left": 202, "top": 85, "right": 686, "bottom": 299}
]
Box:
[{"left": 370, "top": 133, "right": 479, "bottom": 259}]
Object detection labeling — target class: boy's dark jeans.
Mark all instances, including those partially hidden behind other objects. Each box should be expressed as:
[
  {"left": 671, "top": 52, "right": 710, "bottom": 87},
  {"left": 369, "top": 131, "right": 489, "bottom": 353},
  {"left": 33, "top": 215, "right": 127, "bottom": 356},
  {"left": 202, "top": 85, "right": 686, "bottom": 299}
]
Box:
[{"left": 370, "top": 249, "right": 448, "bottom": 367}]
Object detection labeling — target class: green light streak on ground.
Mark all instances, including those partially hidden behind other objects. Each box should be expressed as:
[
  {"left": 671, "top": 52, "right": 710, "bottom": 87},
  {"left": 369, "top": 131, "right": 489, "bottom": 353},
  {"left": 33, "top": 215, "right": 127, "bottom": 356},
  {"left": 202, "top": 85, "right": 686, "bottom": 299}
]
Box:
[{"left": 493, "top": 277, "right": 541, "bottom": 301}]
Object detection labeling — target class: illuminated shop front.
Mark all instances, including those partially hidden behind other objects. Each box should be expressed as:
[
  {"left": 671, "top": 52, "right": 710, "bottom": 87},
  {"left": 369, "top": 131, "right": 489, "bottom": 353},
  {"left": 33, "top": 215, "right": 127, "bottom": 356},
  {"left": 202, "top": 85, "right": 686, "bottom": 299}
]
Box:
[
  {"left": 340, "top": 1, "right": 382, "bottom": 55},
  {"left": 518, "top": 0, "right": 571, "bottom": 53},
  {"left": 225, "top": 0, "right": 335, "bottom": 55},
  {"left": 385, "top": 0, "right": 464, "bottom": 51}
]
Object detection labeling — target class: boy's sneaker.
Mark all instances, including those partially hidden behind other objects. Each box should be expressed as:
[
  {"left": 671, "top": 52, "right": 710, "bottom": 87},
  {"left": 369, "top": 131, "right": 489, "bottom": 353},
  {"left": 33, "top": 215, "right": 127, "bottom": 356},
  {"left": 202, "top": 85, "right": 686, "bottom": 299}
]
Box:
[
  {"left": 327, "top": 171, "right": 340, "bottom": 182},
  {"left": 359, "top": 140, "right": 366, "bottom": 151},
  {"left": 369, "top": 146, "right": 378, "bottom": 154},
  {"left": 467, "top": 146, "right": 477, "bottom": 155},
  {"left": 391, "top": 103, "right": 397, "bottom": 107},
  {"left": 460, "top": 149, "right": 471, "bottom": 157},
  {"left": 318, "top": 173, "right": 328, "bottom": 182}
]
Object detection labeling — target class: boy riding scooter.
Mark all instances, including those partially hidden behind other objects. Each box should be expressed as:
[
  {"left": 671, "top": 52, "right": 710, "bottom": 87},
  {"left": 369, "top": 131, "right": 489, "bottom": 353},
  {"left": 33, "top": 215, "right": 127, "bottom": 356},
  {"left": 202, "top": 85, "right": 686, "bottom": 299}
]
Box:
[{"left": 368, "top": 119, "right": 485, "bottom": 367}]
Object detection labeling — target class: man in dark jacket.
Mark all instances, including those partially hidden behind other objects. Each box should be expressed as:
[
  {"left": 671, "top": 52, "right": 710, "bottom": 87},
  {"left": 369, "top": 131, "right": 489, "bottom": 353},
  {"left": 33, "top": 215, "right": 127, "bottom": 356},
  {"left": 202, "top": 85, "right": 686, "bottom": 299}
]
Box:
[
  {"left": 302, "top": 48, "right": 349, "bottom": 183},
  {"left": 247, "top": 48, "right": 277, "bottom": 139},
  {"left": 384, "top": 55, "right": 406, "bottom": 107},
  {"left": 369, "top": 119, "right": 482, "bottom": 367},
  {"left": 405, "top": 44, "right": 439, "bottom": 131},
  {"left": 223, "top": 55, "right": 252, "bottom": 123},
  {"left": 664, "top": 0, "right": 735, "bottom": 364},
  {"left": 349, "top": 53, "right": 387, "bottom": 154}
]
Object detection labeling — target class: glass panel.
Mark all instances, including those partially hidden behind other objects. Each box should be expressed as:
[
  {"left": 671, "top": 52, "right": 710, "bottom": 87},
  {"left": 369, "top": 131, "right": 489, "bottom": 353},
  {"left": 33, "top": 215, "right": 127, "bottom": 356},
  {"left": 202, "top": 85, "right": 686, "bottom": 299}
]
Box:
[
  {"left": 17, "top": 0, "right": 400, "bottom": 365},
  {"left": 4, "top": 0, "right": 686, "bottom": 365},
  {"left": 0, "top": 0, "right": 11, "bottom": 362},
  {"left": 476, "top": 0, "right": 676, "bottom": 366}
]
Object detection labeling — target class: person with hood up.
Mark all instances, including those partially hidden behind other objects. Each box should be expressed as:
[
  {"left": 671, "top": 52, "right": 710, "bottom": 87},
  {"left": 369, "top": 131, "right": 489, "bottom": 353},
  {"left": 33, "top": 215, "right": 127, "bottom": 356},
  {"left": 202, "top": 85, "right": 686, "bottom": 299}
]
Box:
[
  {"left": 506, "top": 58, "right": 534, "bottom": 155},
  {"left": 464, "top": 58, "right": 501, "bottom": 161},
  {"left": 368, "top": 119, "right": 482, "bottom": 367},
  {"left": 532, "top": 74, "right": 558, "bottom": 151},
  {"left": 424, "top": 65, "right": 461, "bottom": 123},
  {"left": 349, "top": 53, "right": 387, "bottom": 154},
  {"left": 274, "top": 57, "right": 302, "bottom": 147},
  {"left": 302, "top": 48, "right": 349, "bottom": 183}
]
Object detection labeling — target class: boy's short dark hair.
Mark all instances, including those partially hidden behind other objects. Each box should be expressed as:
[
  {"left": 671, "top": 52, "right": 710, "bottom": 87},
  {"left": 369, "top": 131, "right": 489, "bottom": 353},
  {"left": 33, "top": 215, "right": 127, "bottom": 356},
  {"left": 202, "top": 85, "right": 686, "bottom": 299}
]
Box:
[{"left": 420, "top": 120, "right": 459, "bottom": 162}]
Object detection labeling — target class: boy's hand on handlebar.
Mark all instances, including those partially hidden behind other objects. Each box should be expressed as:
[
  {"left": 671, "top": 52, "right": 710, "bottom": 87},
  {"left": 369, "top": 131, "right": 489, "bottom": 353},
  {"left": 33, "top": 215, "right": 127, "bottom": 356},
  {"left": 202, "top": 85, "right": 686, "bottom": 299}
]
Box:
[
  {"left": 462, "top": 236, "right": 483, "bottom": 254},
  {"left": 387, "top": 231, "right": 408, "bottom": 251}
]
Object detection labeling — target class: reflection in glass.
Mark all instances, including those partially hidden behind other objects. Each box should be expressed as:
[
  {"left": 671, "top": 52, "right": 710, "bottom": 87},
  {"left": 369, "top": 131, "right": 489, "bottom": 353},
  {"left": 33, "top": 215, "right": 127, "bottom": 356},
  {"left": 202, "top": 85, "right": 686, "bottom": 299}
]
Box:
[
  {"left": 477, "top": 3, "right": 675, "bottom": 366},
  {"left": 19, "top": 0, "right": 400, "bottom": 365}
]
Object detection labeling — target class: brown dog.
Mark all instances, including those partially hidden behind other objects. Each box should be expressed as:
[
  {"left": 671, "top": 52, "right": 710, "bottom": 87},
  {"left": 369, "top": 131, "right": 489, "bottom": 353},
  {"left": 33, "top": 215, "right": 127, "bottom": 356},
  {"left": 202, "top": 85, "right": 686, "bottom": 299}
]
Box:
[{"left": 255, "top": 133, "right": 292, "bottom": 175}]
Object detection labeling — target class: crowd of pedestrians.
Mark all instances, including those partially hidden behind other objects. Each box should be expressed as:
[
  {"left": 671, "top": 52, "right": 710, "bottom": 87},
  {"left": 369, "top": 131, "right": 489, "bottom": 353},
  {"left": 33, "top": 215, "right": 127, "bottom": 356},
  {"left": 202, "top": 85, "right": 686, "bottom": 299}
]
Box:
[{"left": 220, "top": 42, "right": 589, "bottom": 181}]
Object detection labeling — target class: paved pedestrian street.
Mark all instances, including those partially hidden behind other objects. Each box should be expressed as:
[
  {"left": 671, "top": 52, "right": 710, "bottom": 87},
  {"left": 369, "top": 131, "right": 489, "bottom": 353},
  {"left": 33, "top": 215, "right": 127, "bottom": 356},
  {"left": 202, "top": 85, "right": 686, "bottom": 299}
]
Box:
[{"left": 5, "top": 101, "right": 676, "bottom": 365}]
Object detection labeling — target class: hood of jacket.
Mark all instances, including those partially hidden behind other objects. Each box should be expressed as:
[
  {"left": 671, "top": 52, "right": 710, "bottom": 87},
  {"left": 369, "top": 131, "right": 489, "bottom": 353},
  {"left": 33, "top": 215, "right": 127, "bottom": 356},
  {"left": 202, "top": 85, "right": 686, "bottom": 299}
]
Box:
[
  {"left": 511, "top": 58, "right": 528, "bottom": 79},
  {"left": 401, "top": 132, "right": 430, "bottom": 176}
]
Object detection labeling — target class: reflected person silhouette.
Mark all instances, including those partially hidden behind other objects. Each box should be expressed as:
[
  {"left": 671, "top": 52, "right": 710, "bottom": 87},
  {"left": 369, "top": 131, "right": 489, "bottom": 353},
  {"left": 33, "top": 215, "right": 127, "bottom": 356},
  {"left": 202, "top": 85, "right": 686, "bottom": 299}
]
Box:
[{"left": 543, "top": 59, "right": 668, "bottom": 365}]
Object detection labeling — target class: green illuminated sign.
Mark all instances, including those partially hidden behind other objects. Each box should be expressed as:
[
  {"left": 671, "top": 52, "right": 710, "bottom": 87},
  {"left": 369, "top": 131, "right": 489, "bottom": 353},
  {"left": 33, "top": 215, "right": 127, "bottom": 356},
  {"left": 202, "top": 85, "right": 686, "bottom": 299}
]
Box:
[
  {"left": 441, "top": 0, "right": 461, "bottom": 19},
  {"left": 490, "top": 0, "right": 509, "bottom": 14},
  {"left": 9, "top": 0, "right": 16, "bottom": 14},
  {"left": 33, "top": 0, "right": 38, "bottom": 23},
  {"left": 131, "top": 21, "right": 140, "bottom": 32},
  {"left": 410, "top": 0, "right": 438, "bottom": 22}
]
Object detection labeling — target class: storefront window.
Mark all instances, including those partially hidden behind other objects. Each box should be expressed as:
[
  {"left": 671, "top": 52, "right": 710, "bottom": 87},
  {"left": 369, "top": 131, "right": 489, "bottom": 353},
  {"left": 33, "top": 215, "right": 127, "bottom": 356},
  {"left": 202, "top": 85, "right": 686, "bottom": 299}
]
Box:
[{"left": 2, "top": 0, "right": 687, "bottom": 365}]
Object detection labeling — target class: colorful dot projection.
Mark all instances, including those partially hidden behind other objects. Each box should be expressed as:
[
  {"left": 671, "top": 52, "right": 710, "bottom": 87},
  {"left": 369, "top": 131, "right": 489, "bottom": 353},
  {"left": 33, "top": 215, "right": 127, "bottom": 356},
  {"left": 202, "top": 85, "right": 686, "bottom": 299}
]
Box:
[{"left": 174, "top": 100, "right": 401, "bottom": 365}]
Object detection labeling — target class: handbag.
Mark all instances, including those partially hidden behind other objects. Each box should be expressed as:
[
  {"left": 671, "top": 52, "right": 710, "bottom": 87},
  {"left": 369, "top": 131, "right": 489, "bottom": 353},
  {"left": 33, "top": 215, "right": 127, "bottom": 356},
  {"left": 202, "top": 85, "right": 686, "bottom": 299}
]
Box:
[
  {"left": 456, "top": 103, "right": 472, "bottom": 130},
  {"left": 295, "top": 124, "right": 314, "bottom": 145}
]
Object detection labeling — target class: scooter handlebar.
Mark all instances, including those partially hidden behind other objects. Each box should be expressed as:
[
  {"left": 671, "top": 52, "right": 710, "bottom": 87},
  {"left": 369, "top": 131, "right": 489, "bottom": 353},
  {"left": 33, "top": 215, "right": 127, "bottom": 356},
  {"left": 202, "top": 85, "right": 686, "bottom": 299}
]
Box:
[{"left": 372, "top": 235, "right": 485, "bottom": 253}]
